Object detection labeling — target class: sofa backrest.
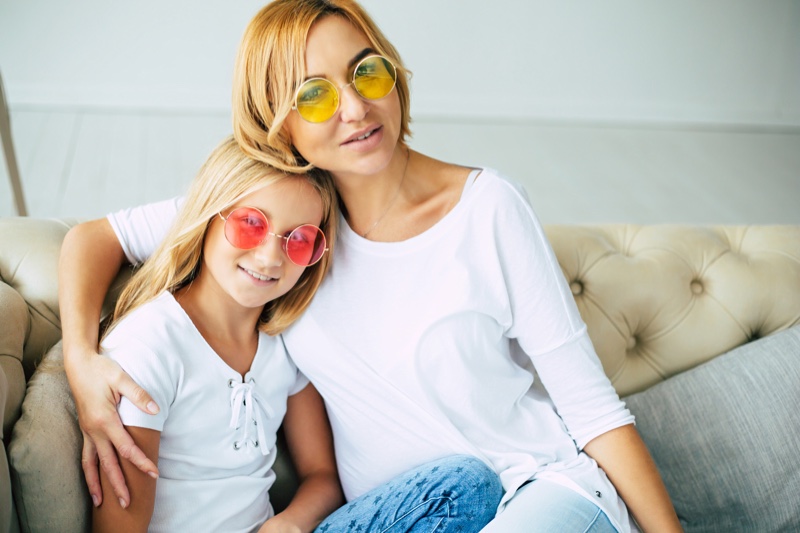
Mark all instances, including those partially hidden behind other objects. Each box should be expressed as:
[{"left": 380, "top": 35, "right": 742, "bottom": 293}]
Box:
[
  {"left": 2, "top": 218, "right": 799, "bottom": 417},
  {"left": 546, "top": 224, "right": 800, "bottom": 396}
]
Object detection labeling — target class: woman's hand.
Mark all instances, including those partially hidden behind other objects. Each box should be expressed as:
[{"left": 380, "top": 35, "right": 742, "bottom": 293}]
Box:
[
  {"left": 59, "top": 219, "right": 161, "bottom": 508},
  {"left": 66, "top": 346, "right": 160, "bottom": 509}
]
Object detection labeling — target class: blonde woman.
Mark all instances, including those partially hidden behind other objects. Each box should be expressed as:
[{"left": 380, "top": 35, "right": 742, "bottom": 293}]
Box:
[{"left": 62, "top": 1, "right": 681, "bottom": 531}]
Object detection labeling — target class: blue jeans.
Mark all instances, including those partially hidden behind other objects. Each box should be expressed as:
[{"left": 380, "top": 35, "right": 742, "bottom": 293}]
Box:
[
  {"left": 479, "top": 478, "right": 618, "bottom": 533},
  {"left": 314, "top": 455, "right": 503, "bottom": 533}
]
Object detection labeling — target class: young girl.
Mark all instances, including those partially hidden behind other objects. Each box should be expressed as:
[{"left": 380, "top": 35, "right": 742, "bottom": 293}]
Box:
[
  {"left": 91, "top": 136, "right": 342, "bottom": 532},
  {"left": 91, "top": 136, "right": 502, "bottom": 533},
  {"left": 63, "top": 1, "right": 682, "bottom": 531}
]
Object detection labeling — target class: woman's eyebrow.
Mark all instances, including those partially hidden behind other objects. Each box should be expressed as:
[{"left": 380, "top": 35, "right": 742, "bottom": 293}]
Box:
[
  {"left": 348, "top": 47, "right": 376, "bottom": 68},
  {"left": 303, "top": 48, "right": 377, "bottom": 81}
]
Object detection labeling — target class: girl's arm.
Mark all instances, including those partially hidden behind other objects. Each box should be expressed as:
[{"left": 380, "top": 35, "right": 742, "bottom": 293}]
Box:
[
  {"left": 260, "top": 384, "right": 344, "bottom": 533},
  {"left": 583, "top": 424, "right": 682, "bottom": 532},
  {"left": 92, "top": 426, "right": 160, "bottom": 533},
  {"left": 59, "top": 218, "right": 160, "bottom": 508}
]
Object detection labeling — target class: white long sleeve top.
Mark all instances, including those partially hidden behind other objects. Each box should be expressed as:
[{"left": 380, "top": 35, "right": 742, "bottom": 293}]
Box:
[{"left": 108, "top": 168, "right": 636, "bottom": 531}]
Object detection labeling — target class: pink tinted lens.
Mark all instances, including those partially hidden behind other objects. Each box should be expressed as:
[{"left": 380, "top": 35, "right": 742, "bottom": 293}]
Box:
[
  {"left": 224, "top": 207, "right": 269, "bottom": 249},
  {"left": 286, "top": 224, "right": 327, "bottom": 266}
]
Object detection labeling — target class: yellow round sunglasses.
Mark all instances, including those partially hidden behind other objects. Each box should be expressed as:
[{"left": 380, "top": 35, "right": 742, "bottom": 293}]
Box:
[{"left": 292, "top": 55, "right": 398, "bottom": 123}]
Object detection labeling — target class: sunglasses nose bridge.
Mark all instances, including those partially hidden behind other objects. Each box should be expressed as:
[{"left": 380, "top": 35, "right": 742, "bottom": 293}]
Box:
[
  {"left": 337, "top": 81, "right": 370, "bottom": 122},
  {"left": 249, "top": 231, "right": 285, "bottom": 266}
]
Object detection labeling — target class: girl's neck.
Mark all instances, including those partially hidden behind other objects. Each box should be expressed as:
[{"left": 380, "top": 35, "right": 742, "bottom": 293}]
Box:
[{"left": 174, "top": 277, "right": 260, "bottom": 377}]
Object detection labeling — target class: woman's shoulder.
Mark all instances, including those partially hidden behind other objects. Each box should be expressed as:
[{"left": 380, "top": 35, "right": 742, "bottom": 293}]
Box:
[
  {"left": 462, "top": 167, "right": 534, "bottom": 212},
  {"left": 417, "top": 155, "right": 527, "bottom": 203}
]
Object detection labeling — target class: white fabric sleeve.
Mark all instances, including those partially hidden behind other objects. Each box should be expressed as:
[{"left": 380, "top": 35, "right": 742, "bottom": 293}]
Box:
[
  {"left": 103, "top": 337, "right": 177, "bottom": 431},
  {"left": 496, "top": 180, "right": 634, "bottom": 448},
  {"left": 289, "top": 371, "right": 310, "bottom": 396},
  {"left": 107, "top": 197, "right": 184, "bottom": 266}
]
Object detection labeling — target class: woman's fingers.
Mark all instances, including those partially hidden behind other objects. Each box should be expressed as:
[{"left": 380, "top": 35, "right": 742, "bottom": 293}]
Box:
[
  {"left": 116, "top": 370, "right": 160, "bottom": 416},
  {"left": 94, "top": 430, "right": 130, "bottom": 508},
  {"left": 70, "top": 353, "right": 159, "bottom": 508},
  {"left": 81, "top": 434, "right": 102, "bottom": 507},
  {"left": 108, "top": 419, "right": 159, "bottom": 479}
]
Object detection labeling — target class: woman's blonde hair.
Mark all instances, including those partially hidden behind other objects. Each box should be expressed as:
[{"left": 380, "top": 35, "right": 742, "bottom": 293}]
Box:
[
  {"left": 232, "top": 0, "right": 411, "bottom": 173},
  {"left": 103, "top": 136, "right": 338, "bottom": 340}
]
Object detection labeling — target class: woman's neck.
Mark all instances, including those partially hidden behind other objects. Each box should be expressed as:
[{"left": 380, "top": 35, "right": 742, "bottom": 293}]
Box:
[
  {"left": 333, "top": 148, "right": 471, "bottom": 242},
  {"left": 334, "top": 144, "right": 411, "bottom": 238}
]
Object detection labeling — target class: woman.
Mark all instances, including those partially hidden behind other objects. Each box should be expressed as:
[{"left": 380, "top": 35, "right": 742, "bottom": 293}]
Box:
[{"left": 61, "top": 1, "right": 682, "bottom": 531}]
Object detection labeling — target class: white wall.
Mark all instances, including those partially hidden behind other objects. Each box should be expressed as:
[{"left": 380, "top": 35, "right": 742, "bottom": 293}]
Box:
[{"left": 1, "top": 0, "right": 798, "bottom": 127}]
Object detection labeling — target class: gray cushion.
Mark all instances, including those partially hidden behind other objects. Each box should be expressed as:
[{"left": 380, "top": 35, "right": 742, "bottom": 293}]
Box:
[
  {"left": 8, "top": 341, "right": 90, "bottom": 532},
  {"left": 624, "top": 325, "right": 800, "bottom": 533}
]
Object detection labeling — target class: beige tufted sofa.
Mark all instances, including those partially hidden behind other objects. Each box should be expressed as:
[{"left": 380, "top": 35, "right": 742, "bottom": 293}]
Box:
[{"left": 1, "top": 217, "right": 799, "bottom": 532}]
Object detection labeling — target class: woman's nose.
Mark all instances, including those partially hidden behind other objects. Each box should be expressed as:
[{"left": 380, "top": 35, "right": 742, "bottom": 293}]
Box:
[{"left": 338, "top": 84, "right": 369, "bottom": 122}]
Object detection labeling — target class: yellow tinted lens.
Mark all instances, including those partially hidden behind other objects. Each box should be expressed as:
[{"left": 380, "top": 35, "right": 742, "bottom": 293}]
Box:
[
  {"left": 353, "top": 56, "right": 397, "bottom": 100},
  {"left": 295, "top": 78, "right": 339, "bottom": 123}
]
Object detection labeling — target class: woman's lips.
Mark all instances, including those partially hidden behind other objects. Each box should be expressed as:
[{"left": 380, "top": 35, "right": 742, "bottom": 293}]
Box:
[{"left": 342, "top": 126, "right": 383, "bottom": 151}]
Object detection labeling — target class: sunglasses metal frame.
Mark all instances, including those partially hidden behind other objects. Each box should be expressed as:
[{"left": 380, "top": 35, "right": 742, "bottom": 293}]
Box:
[
  {"left": 291, "top": 54, "right": 398, "bottom": 123},
  {"left": 217, "top": 207, "right": 328, "bottom": 267}
]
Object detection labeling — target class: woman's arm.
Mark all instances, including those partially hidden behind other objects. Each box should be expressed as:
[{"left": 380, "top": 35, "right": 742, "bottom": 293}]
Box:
[
  {"left": 260, "top": 384, "right": 344, "bottom": 533},
  {"left": 59, "top": 218, "right": 160, "bottom": 508},
  {"left": 583, "top": 424, "right": 682, "bottom": 532},
  {"left": 92, "top": 426, "right": 160, "bottom": 533}
]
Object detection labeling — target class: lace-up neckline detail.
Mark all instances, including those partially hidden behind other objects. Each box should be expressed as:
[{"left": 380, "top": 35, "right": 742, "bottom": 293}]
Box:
[{"left": 228, "top": 378, "right": 274, "bottom": 455}]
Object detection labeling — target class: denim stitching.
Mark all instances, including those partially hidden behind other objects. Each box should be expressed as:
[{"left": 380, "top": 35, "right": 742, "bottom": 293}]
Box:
[
  {"left": 379, "top": 496, "right": 454, "bottom": 533},
  {"left": 581, "top": 508, "right": 603, "bottom": 533}
]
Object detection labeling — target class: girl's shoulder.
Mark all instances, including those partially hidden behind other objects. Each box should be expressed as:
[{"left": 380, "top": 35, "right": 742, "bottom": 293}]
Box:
[{"left": 103, "top": 292, "right": 189, "bottom": 349}]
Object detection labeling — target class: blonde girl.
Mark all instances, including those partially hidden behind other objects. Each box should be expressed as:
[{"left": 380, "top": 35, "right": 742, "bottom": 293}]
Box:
[{"left": 92, "top": 136, "right": 343, "bottom": 532}]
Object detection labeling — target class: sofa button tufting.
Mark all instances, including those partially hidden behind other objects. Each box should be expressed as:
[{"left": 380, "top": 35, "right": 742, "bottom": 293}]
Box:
[
  {"left": 690, "top": 280, "right": 704, "bottom": 294},
  {"left": 570, "top": 280, "right": 583, "bottom": 295},
  {"left": 627, "top": 336, "right": 637, "bottom": 350}
]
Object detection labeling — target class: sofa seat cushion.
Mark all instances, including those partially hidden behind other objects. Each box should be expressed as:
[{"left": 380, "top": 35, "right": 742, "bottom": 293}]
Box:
[
  {"left": 624, "top": 325, "right": 800, "bottom": 533},
  {"left": 8, "top": 341, "right": 90, "bottom": 533}
]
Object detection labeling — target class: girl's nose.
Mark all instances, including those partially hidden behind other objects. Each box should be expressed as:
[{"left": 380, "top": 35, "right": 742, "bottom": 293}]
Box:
[
  {"left": 338, "top": 84, "right": 369, "bottom": 123},
  {"left": 253, "top": 233, "right": 284, "bottom": 266}
]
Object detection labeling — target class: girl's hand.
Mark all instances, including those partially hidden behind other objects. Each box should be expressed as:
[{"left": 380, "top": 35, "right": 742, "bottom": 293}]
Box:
[
  {"left": 257, "top": 515, "right": 302, "bottom": 533},
  {"left": 66, "top": 346, "right": 160, "bottom": 508}
]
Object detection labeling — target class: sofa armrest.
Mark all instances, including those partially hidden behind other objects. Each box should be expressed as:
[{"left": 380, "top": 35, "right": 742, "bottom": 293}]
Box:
[{"left": 0, "top": 217, "right": 130, "bottom": 436}]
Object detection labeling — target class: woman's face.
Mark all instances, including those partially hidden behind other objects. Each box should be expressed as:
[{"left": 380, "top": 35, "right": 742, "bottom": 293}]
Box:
[
  {"left": 199, "top": 178, "right": 324, "bottom": 314},
  {"left": 283, "top": 15, "right": 402, "bottom": 179}
]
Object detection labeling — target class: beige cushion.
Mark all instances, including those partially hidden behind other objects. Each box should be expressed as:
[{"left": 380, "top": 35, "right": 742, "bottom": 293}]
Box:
[
  {"left": 8, "top": 341, "right": 90, "bottom": 533},
  {"left": 546, "top": 225, "right": 800, "bottom": 396}
]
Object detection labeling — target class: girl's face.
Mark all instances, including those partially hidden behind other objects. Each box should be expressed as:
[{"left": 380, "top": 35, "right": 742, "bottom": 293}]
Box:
[
  {"left": 198, "top": 178, "right": 324, "bottom": 314},
  {"left": 283, "top": 15, "right": 402, "bottom": 179}
]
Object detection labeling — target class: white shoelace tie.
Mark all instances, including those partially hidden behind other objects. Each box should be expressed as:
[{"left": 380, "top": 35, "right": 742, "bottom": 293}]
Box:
[{"left": 229, "top": 379, "right": 274, "bottom": 455}]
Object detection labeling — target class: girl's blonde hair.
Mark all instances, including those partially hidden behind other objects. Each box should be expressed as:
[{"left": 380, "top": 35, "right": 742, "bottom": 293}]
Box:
[
  {"left": 104, "top": 136, "right": 338, "bottom": 340},
  {"left": 232, "top": 0, "right": 411, "bottom": 173}
]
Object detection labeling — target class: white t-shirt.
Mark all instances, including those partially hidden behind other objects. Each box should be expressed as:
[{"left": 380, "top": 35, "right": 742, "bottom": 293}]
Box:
[
  {"left": 102, "top": 291, "right": 308, "bottom": 533},
  {"left": 108, "top": 169, "right": 636, "bottom": 532}
]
